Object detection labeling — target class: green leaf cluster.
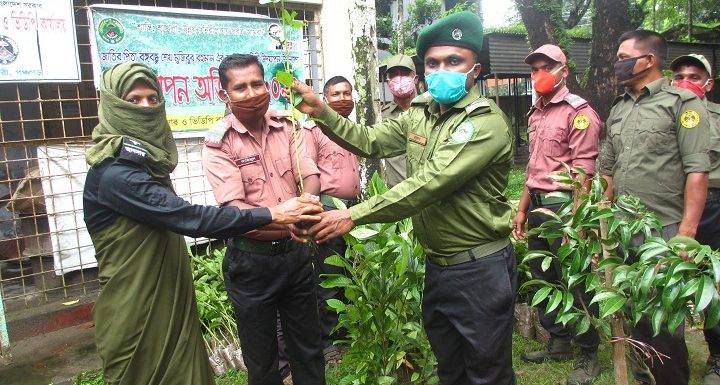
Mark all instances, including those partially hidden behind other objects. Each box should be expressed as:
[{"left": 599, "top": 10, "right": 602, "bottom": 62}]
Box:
[
  {"left": 522, "top": 169, "right": 720, "bottom": 341},
  {"left": 322, "top": 173, "right": 438, "bottom": 385}
]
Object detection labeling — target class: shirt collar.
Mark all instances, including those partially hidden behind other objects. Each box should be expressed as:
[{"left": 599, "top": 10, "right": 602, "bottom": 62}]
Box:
[
  {"left": 622, "top": 77, "right": 666, "bottom": 101},
  {"left": 427, "top": 84, "right": 482, "bottom": 115},
  {"left": 229, "top": 111, "right": 285, "bottom": 134},
  {"left": 533, "top": 86, "right": 570, "bottom": 110}
]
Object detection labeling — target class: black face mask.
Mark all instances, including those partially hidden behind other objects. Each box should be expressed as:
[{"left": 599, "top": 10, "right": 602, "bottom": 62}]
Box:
[{"left": 614, "top": 54, "right": 651, "bottom": 83}]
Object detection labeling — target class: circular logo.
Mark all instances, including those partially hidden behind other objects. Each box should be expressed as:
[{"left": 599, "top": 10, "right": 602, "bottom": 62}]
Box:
[
  {"left": 0, "top": 35, "right": 18, "bottom": 65},
  {"left": 98, "top": 18, "right": 125, "bottom": 44},
  {"left": 680, "top": 110, "right": 700, "bottom": 129},
  {"left": 452, "top": 28, "right": 463, "bottom": 41},
  {"left": 573, "top": 113, "right": 591, "bottom": 130}
]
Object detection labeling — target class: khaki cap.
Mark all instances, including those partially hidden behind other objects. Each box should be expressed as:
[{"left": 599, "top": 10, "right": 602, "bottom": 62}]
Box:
[{"left": 670, "top": 54, "right": 712, "bottom": 77}]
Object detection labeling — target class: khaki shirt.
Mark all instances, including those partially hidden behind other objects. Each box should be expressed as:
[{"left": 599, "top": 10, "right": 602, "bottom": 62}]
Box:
[
  {"left": 707, "top": 101, "right": 720, "bottom": 188},
  {"left": 380, "top": 101, "right": 407, "bottom": 188},
  {"left": 312, "top": 86, "right": 513, "bottom": 257},
  {"left": 598, "top": 78, "right": 710, "bottom": 225}
]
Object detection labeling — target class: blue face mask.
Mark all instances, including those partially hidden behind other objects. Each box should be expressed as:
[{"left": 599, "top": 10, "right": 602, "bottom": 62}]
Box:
[{"left": 425, "top": 64, "right": 478, "bottom": 105}]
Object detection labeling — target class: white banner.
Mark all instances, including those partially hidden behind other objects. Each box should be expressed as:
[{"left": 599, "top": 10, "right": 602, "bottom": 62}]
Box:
[
  {"left": 38, "top": 140, "right": 216, "bottom": 275},
  {"left": 0, "top": 0, "right": 80, "bottom": 83}
]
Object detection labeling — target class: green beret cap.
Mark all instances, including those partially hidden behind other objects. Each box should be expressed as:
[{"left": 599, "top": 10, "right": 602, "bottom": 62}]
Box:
[{"left": 416, "top": 11, "right": 484, "bottom": 59}]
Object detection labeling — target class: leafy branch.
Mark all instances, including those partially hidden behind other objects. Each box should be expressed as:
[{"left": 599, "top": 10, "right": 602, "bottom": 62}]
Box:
[
  {"left": 521, "top": 166, "right": 720, "bottom": 385},
  {"left": 260, "top": 0, "right": 307, "bottom": 192}
]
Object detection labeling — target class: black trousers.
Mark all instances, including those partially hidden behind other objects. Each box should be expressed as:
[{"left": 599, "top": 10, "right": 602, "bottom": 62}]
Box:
[
  {"left": 423, "top": 244, "right": 517, "bottom": 385},
  {"left": 698, "top": 189, "right": 720, "bottom": 355},
  {"left": 312, "top": 236, "right": 347, "bottom": 349},
  {"left": 629, "top": 223, "right": 689, "bottom": 385},
  {"left": 223, "top": 243, "right": 326, "bottom": 385},
  {"left": 526, "top": 201, "right": 600, "bottom": 352}
]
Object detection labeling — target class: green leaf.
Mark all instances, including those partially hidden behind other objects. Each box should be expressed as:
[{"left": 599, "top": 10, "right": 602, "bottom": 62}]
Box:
[
  {"left": 590, "top": 290, "right": 621, "bottom": 305},
  {"left": 546, "top": 290, "right": 563, "bottom": 313},
  {"left": 378, "top": 376, "right": 395, "bottom": 385},
  {"left": 672, "top": 262, "right": 697, "bottom": 275},
  {"left": 541, "top": 256, "right": 553, "bottom": 272},
  {"left": 321, "top": 275, "right": 353, "bottom": 288},
  {"left": 276, "top": 69, "right": 294, "bottom": 87},
  {"left": 639, "top": 266, "right": 656, "bottom": 296},
  {"left": 531, "top": 286, "right": 553, "bottom": 307},
  {"left": 326, "top": 298, "right": 346, "bottom": 312},
  {"left": 696, "top": 275, "right": 716, "bottom": 312},
  {"left": 562, "top": 291, "right": 574, "bottom": 312},
  {"left": 651, "top": 307, "right": 665, "bottom": 337},
  {"left": 706, "top": 298, "right": 720, "bottom": 329},
  {"left": 679, "top": 277, "right": 701, "bottom": 299},
  {"left": 324, "top": 254, "right": 349, "bottom": 268},
  {"left": 576, "top": 316, "right": 591, "bottom": 335},
  {"left": 600, "top": 297, "right": 625, "bottom": 318},
  {"left": 710, "top": 252, "right": 720, "bottom": 284},
  {"left": 349, "top": 227, "right": 379, "bottom": 240},
  {"left": 667, "top": 310, "right": 685, "bottom": 334}
]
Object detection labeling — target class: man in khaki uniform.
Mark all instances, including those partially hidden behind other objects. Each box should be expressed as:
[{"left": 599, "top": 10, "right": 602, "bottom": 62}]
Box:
[
  {"left": 599, "top": 30, "right": 710, "bottom": 385},
  {"left": 380, "top": 54, "right": 417, "bottom": 187},
  {"left": 293, "top": 11, "right": 517, "bottom": 385},
  {"left": 670, "top": 53, "right": 720, "bottom": 385}
]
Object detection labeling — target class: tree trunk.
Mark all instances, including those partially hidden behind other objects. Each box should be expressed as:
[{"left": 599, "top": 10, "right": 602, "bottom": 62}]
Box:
[
  {"left": 582, "top": 0, "right": 630, "bottom": 120},
  {"left": 350, "top": 0, "right": 383, "bottom": 192},
  {"left": 599, "top": 200, "right": 630, "bottom": 385},
  {"left": 514, "top": 0, "right": 562, "bottom": 49},
  {"left": 395, "top": 0, "right": 405, "bottom": 52}
]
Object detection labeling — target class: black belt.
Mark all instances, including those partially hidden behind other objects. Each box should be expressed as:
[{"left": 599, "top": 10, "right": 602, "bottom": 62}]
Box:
[
  {"left": 529, "top": 190, "right": 571, "bottom": 207},
  {"left": 229, "top": 237, "right": 296, "bottom": 255}
]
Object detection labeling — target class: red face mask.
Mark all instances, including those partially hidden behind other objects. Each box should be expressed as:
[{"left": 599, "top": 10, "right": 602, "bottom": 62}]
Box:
[
  {"left": 672, "top": 79, "right": 707, "bottom": 99},
  {"left": 532, "top": 65, "right": 565, "bottom": 95},
  {"left": 225, "top": 91, "right": 270, "bottom": 122}
]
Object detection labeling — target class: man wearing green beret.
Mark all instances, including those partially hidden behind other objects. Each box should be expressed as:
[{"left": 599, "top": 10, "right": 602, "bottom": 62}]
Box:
[
  {"left": 380, "top": 53, "right": 418, "bottom": 188},
  {"left": 292, "top": 11, "right": 516, "bottom": 385}
]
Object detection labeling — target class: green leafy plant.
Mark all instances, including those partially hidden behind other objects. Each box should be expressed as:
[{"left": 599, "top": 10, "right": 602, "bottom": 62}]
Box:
[
  {"left": 260, "top": 0, "right": 307, "bottom": 192},
  {"left": 521, "top": 167, "right": 720, "bottom": 385},
  {"left": 322, "top": 173, "right": 437, "bottom": 385}
]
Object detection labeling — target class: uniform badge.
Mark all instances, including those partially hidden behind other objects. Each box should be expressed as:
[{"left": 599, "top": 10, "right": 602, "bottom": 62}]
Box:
[
  {"left": 450, "top": 122, "right": 475, "bottom": 144},
  {"left": 235, "top": 154, "right": 261, "bottom": 167},
  {"left": 452, "top": 28, "right": 463, "bottom": 41},
  {"left": 573, "top": 114, "right": 591, "bottom": 130},
  {"left": 119, "top": 138, "right": 148, "bottom": 163},
  {"left": 408, "top": 132, "right": 428, "bottom": 146},
  {"left": 680, "top": 110, "right": 700, "bottom": 129}
]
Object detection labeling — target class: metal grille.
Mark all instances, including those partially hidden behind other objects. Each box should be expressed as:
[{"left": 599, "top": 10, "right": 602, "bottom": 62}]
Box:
[{"left": 0, "top": 0, "right": 323, "bottom": 316}]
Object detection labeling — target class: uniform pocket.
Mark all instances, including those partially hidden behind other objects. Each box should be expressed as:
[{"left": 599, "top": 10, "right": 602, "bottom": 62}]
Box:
[
  {"left": 239, "top": 163, "right": 267, "bottom": 201},
  {"left": 328, "top": 151, "right": 345, "bottom": 170},
  {"left": 541, "top": 127, "right": 565, "bottom": 158},
  {"left": 641, "top": 119, "right": 675, "bottom": 156},
  {"left": 274, "top": 157, "right": 298, "bottom": 195}
]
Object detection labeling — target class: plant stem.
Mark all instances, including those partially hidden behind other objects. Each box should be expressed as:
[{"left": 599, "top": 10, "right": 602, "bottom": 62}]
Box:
[{"left": 599, "top": 199, "right": 630, "bottom": 385}]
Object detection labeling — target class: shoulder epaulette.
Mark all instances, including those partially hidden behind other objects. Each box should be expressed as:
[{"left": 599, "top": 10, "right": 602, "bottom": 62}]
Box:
[
  {"left": 464, "top": 98, "right": 491, "bottom": 114},
  {"left": 611, "top": 94, "right": 624, "bottom": 107},
  {"left": 204, "top": 115, "right": 233, "bottom": 148},
  {"left": 564, "top": 93, "right": 588, "bottom": 109},
  {"left": 664, "top": 83, "right": 697, "bottom": 102},
  {"left": 118, "top": 137, "right": 148, "bottom": 164},
  {"left": 411, "top": 92, "right": 432, "bottom": 105}
]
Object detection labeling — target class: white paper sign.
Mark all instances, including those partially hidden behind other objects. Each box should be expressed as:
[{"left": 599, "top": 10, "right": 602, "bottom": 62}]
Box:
[{"left": 0, "top": 0, "right": 81, "bottom": 83}]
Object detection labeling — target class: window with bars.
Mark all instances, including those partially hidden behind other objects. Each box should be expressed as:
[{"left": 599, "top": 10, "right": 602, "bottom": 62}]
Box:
[{"left": 0, "top": 0, "right": 323, "bottom": 315}]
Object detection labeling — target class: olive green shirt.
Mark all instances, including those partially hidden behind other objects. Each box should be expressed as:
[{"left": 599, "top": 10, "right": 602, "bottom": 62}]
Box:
[
  {"left": 598, "top": 78, "right": 711, "bottom": 225},
  {"left": 313, "top": 86, "right": 514, "bottom": 257},
  {"left": 706, "top": 100, "right": 720, "bottom": 188},
  {"left": 380, "top": 101, "right": 407, "bottom": 188}
]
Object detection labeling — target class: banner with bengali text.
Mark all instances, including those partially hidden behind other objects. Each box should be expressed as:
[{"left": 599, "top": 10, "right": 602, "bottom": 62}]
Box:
[{"left": 89, "top": 5, "right": 307, "bottom": 132}]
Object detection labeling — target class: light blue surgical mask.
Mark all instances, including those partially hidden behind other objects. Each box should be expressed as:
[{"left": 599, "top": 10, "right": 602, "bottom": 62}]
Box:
[{"left": 425, "top": 64, "right": 478, "bottom": 105}]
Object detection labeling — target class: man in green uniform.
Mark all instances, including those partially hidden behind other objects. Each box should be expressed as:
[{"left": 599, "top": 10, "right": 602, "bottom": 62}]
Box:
[
  {"left": 670, "top": 53, "right": 720, "bottom": 385},
  {"left": 292, "top": 11, "right": 517, "bottom": 385},
  {"left": 599, "top": 30, "right": 710, "bottom": 385},
  {"left": 380, "top": 54, "right": 417, "bottom": 187}
]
